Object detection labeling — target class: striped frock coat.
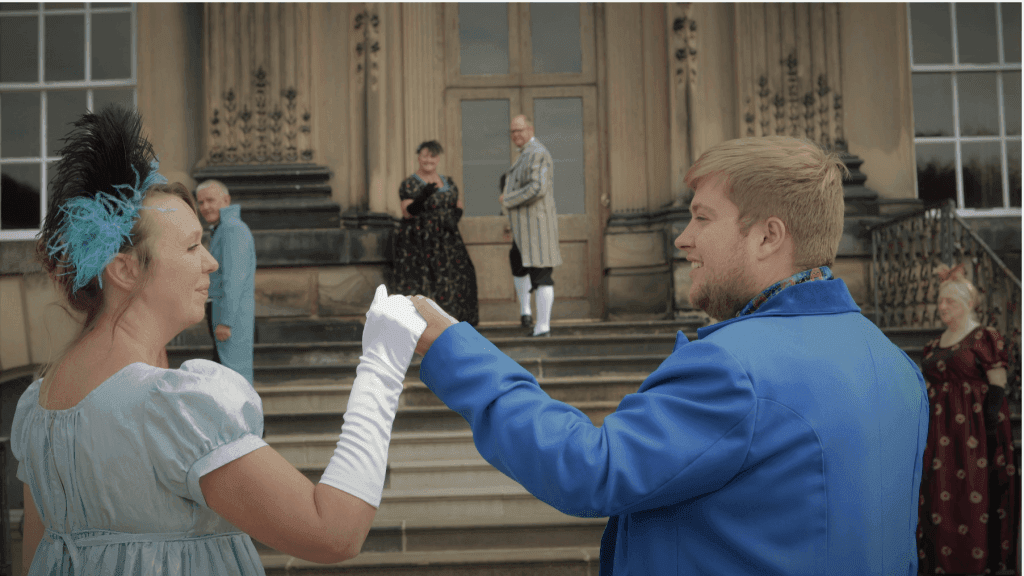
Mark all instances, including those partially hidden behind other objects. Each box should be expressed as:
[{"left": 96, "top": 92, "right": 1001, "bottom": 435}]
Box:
[{"left": 503, "top": 138, "right": 563, "bottom": 268}]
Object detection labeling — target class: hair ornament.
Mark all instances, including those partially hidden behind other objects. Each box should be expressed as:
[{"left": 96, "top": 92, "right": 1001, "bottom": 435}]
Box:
[
  {"left": 46, "top": 159, "right": 168, "bottom": 292},
  {"left": 936, "top": 263, "right": 967, "bottom": 283}
]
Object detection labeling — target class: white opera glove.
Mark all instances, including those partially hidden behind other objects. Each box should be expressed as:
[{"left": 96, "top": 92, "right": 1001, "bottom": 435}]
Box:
[{"left": 319, "top": 285, "right": 427, "bottom": 507}]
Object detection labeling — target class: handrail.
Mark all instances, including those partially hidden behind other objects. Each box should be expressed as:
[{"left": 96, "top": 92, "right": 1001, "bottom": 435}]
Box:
[{"left": 871, "top": 199, "right": 1021, "bottom": 411}]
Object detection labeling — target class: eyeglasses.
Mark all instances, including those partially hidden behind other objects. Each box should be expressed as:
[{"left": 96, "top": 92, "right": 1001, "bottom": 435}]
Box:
[{"left": 510, "top": 129, "right": 528, "bottom": 135}]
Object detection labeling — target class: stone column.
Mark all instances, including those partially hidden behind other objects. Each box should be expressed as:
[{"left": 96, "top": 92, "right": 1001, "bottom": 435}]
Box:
[
  {"left": 202, "top": 3, "right": 317, "bottom": 166},
  {"left": 733, "top": 3, "right": 845, "bottom": 149}
]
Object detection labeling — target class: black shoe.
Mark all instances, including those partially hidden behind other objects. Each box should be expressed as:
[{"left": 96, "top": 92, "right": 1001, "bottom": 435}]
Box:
[
  {"left": 529, "top": 330, "right": 550, "bottom": 337},
  {"left": 520, "top": 314, "right": 533, "bottom": 328}
]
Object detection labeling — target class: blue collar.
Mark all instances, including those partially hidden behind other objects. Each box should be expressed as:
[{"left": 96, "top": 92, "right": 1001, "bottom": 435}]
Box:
[{"left": 673, "top": 278, "right": 861, "bottom": 347}]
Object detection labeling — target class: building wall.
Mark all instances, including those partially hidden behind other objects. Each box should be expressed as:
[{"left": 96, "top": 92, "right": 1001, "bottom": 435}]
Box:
[{"left": 2, "top": 2, "right": 1017, "bottom": 378}]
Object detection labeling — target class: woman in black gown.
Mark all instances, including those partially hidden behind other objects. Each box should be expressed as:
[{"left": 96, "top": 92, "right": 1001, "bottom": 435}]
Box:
[{"left": 387, "top": 141, "right": 479, "bottom": 326}]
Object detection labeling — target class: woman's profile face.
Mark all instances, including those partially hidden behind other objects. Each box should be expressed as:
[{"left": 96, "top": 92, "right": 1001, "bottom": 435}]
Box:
[
  {"left": 937, "top": 285, "right": 968, "bottom": 328},
  {"left": 140, "top": 194, "right": 219, "bottom": 331},
  {"left": 418, "top": 148, "right": 440, "bottom": 174}
]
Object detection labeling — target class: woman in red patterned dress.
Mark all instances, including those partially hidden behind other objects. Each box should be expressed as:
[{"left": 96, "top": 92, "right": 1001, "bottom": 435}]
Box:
[{"left": 917, "top": 265, "right": 1019, "bottom": 575}]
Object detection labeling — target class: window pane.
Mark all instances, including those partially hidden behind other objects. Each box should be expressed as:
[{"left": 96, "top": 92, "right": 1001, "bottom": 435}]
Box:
[
  {"left": 459, "top": 3, "right": 509, "bottom": 76},
  {"left": 534, "top": 97, "right": 584, "bottom": 215},
  {"left": 92, "top": 12, "right": 131, "bottom": 80},
  {"left": 955, "top": 3, "right": 998, "bottom": 64},
  {"left": 1, "top": 162, "right": 42, "bottom": 230},
  {"left": 1, "top": 15, "right": 38, "bottom": 82},
  {"left": 916, "top": 143, "right": 957, "bottom": 204},
  {"left": 1008, "top": 141, "right": 1021, "bottom": 207},
  {"left": 94, "top": 3, "right": 131, "bottom": 7},
  {"left": 958, "top": 72, "right": 999, "bottom": 136},
  {"left": 1005, "top": 72, "right": 1021, "bottom": 136},
  {"left": 0, "top": 4, "right": 38, "bottom": 11},
  {"left": 92, "top": 88, "right": 134, "bottom": 113},
  {"left": 913, "top": 73, "right": 954, "bottom": 137},
  {"left": 45, "top": 3, "right": 84, "bottom": 10},
  {"left": 961, "top": 141, "right": 1003, "bottom": 208},
  {"left": 910, "top": 3, "right": 953, "bottom": 64},
  {"left": 460, "top": 99, "right": 510, "bottom": 217},
  {"left": 45, "top": 14, "right": 84, "bottom": 81},
  {"left": 47, "top": 90, "right": 86, "bottom": 156},
  {"left": 1, "top": 91, "right": 40, "bottom": 157},
  {"left": 1003, "top": 3, "right": 1021, "bottom": 63},
  {"left": 530, "top": 3, "right": 581, "bottom": 74}
]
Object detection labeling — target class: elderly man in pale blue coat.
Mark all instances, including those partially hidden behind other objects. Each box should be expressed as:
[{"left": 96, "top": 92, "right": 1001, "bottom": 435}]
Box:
[
  {"left": 410, "top": 136, "right": 928, "bottom": 575},
  {"left": 196, "top": 180, "right": 256, "bottom": 384}
]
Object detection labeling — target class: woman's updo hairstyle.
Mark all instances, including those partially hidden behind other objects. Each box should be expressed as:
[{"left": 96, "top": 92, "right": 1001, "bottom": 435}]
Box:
[
  {"left": 936, "top": 263, "right": 979, "bottom": 323},
  {"left": 416, "top": 140, "right": 444, "bottom": 156},
  {"left": 35, "top": 106, "right": 196, "bottom": 338}
]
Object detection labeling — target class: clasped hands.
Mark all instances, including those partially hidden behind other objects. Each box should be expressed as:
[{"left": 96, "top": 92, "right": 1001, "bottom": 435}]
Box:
[{"left": 361, "top": 286, "right": 457, "bottom": 376}]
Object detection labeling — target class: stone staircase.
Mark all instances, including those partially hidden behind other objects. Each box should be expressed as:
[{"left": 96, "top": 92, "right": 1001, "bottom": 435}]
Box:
[
  {"left": 164, "top": 318, "right": 688, "bottom": 575},
  {"left": 158, "top": 316, "right": 961, "bottom": 575},
  {"left": 7, "top": 316, "right": 1018, "bottom": 575}
]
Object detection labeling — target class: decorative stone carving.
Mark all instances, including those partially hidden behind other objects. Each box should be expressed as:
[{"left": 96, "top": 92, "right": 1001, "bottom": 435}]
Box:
[
  {"left": 204, "top": 4, "right": 315, "bottom": 165},
  {"left": 735, "top": 4, "right": 845, "bottom": 151},
  {"left": 668, "top": 3, "right": 698, "bottom": 198}
]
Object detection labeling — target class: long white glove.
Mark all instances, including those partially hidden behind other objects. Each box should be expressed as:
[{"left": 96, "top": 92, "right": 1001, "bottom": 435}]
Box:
[{"left": 319, "top": 285, "right": 427, "bottom": 507}]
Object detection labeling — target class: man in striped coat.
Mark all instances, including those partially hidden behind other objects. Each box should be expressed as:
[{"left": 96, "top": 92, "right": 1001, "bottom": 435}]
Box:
[{"left": 501, "top": 114, "right": 562, "bottom": 337}]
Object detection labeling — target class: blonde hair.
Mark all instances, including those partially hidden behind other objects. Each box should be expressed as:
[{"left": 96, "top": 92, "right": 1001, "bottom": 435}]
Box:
[
  {"left": 684, "top": 136, "right": 849, "bottom": 268},
  {"left": 937, "top": 264, "right": 979, "bottom": 322}
]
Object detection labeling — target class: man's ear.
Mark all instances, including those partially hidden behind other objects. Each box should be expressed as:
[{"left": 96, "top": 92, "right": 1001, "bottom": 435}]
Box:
[
  {"left": 104, "top": 252, "right": 142, "bottom": 292},
  {"left": 754, "top": 216, "right": 788, "bottom": 258}
]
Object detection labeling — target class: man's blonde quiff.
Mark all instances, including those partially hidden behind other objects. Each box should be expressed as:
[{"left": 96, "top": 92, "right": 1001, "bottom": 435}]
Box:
[{"left": 684, "top": 136, "right": 849, "bottom": 269}]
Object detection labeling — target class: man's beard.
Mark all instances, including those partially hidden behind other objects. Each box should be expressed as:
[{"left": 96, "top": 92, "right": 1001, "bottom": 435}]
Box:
[{"left": 691, "top": 266, "right": 756, "bottom": 321}]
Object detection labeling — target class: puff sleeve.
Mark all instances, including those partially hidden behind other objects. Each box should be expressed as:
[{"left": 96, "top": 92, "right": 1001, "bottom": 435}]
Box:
[
  {"left": 974, "top": 326, "right": 1008, "bottom": 372},
  {"left": 144, "top": 360, "right": 267, "bottom": 508},
  {"left": 11, "top": 380, "right": 42, "bottom": 484}
]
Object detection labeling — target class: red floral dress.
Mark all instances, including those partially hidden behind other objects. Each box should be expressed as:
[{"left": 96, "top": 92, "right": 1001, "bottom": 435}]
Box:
[{"left": 917, "top": 326, "right": 1019, "bottom": 574}]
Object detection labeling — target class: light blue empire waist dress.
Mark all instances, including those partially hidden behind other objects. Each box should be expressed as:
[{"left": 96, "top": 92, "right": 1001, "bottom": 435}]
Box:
[{"left": 11, "top": 359, "right": 269, "bottom": 575}]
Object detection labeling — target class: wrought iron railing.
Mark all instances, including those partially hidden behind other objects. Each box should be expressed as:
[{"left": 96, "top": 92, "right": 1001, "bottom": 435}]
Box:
[{"left": 870, "top": 200, "right": 1021, "bottom": 410}]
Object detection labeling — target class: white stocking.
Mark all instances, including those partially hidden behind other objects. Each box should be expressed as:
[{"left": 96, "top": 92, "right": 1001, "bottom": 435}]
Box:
[
  {"left": 534, "top": 285, "right": 553, "bottom": 335},
  {"left": 513, "top": 275, "right": 532, "bottom": 316}
]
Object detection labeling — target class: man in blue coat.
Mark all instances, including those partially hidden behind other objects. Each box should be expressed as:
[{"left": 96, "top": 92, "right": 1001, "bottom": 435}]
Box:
[
  {"left": 406, "top": 136, "right": 929, "bottom": 575},
  {"left": 196, "top": 179, "right": 256, "bottom": 384}
]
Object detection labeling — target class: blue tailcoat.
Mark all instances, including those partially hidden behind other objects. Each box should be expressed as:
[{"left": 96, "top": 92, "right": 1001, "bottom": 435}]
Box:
[
  {"left": 209, "top": 204, "right": 256, "bottom": 384},
  {"left": 419, "top": 279, "right": 928, "bottom": 575}
]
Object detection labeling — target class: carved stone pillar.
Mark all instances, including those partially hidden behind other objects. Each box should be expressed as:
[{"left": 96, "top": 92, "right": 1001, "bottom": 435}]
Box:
[
  {"left": 667, "top": 3, "right": 697, "bottom": 199},
  {"left": 203, "top": 3, "right": 316, "bottom": 165},
  {"left": 401, "top": 4, "right": 445, "bottom": 185},
  {"left": 734, "top": 3, "right": 845, "bottom": 150}
]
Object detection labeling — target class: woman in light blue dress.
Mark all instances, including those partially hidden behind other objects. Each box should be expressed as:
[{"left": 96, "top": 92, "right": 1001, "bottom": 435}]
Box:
[{"left": 13, "top": 106, "right": 427, "bottom": 575}]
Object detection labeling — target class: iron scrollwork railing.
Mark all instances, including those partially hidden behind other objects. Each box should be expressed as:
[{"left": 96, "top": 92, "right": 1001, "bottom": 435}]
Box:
[{"left": 871, "top": 200, "right": 1022, "bottom": 410}]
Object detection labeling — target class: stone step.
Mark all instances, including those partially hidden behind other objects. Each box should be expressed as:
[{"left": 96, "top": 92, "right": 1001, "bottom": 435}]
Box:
[
  {"left": 233, "top": 197, "right": 341, "bottom": 230},
  {"left": 252, "top": 517, "right": 607, "bottom": 556},
  {"left": 264, "top": 400, "right": 617, "bottom": 436},
  {"left": 176, "top": 333, "right": 681, "bottom": 367},
  {"left": 258, "top": 374, "right": 647, "bottom": 415},
  {"left": 373, "top": 485, "right": 592, "bottom": 528},
  {"left": 169, "top": 317, "right": 700, "bottom": 347},
  {"left": 268, "top": 430, "right": 479, "bottom": 467},
  {"left": 260, "top": 546, "right": 601, "bottom": 576}
]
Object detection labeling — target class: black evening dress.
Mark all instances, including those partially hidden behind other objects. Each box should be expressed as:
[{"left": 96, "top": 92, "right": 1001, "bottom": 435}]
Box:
[{"left": 387, "top": 174, "right": 479, "bottom": 326}]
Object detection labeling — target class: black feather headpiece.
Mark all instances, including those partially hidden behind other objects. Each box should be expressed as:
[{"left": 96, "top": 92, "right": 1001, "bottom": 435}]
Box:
[{"left": 38, "top": 105, "right": 167, "bottom": 292}]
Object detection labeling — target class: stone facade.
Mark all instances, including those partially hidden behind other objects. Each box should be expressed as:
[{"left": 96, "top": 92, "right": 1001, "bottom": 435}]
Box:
[{"left": 1, "top": 2, "right": 1019, "bottom": 380}]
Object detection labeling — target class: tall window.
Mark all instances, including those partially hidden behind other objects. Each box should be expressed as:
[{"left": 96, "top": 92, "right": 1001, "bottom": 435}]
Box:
[
  {"left": 909, "top": 3, "right": 1021, "bottom": 213},
  {"left": 0, "top": 2, "right": 137, "bottom": 240}
]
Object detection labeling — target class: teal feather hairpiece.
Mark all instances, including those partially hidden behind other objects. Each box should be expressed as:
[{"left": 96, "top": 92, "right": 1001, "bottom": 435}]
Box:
[{"left": 46, "top": 160, "right": 168, "bottom": 292}]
